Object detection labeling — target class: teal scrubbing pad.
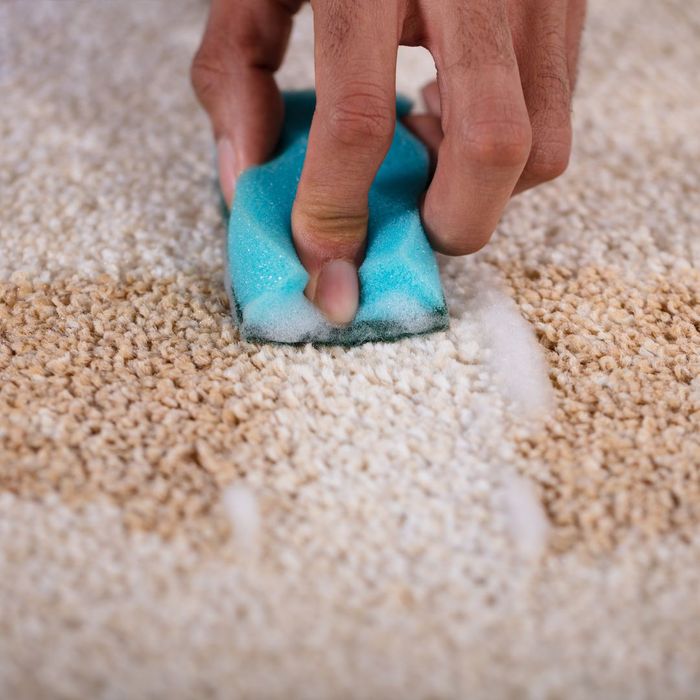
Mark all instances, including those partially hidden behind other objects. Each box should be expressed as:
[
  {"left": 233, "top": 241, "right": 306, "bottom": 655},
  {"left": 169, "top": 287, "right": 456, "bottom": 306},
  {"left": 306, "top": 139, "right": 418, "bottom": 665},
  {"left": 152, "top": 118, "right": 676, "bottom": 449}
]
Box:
[{"left": 225, "top": 90, "right": 448, "bottom": 345}]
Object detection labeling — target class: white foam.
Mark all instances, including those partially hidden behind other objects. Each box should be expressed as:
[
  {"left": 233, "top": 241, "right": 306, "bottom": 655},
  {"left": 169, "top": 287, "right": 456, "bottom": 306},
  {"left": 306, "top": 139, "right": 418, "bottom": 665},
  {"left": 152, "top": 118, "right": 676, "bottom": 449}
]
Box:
[
  {"left": 470, "top": 267, "right": 554, "bottom": 419},
  {"left": 222, "top": 485, "right": 260, "bottom": 558},
  {"left": 242, "top": 290, "right": 444, "bottom": 344},
  {"left": 502, "top": 472, "right": 551, "bottom": 561},
  {"left": 244, "top": 293, "right": 327, "bottom": 344}
]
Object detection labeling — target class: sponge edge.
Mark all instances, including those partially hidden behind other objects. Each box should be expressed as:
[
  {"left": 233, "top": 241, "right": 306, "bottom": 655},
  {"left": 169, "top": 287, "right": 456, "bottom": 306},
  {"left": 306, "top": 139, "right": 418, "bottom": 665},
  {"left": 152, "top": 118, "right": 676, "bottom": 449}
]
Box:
[{"left": 225, "top": 90, "right": 449, "bottom": 346}]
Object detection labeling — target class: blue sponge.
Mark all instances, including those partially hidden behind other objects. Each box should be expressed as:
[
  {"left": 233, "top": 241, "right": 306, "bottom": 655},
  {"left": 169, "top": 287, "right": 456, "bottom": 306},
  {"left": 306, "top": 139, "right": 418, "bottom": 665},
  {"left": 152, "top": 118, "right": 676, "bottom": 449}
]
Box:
[{"left": 225, "top": 90, "right": 448, "bottom": 345}]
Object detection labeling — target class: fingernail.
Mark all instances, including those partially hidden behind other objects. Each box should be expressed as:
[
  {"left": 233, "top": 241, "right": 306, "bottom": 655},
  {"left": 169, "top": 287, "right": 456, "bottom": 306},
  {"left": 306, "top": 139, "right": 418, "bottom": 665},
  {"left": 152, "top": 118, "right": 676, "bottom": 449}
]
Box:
[
  {"left": 217, "top": 138, "right": 238, "bottom": 207},
  {"left": 313, "top": 259, "right": 359, "bottom": 326}
]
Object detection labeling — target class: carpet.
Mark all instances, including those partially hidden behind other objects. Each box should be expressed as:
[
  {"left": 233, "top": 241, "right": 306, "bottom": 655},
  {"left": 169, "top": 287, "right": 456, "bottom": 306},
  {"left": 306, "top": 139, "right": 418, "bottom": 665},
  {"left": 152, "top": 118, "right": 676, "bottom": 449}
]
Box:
[{"left": 1, "top": 1, "right": 699, "bottom": 698}]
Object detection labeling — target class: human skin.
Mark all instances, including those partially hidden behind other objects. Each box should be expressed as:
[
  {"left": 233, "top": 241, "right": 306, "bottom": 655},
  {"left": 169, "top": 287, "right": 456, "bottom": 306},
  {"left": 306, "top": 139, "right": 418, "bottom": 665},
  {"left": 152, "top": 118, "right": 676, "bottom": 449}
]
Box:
[{"left": 192, "top": 0, "right": 586, "bottom": 324}]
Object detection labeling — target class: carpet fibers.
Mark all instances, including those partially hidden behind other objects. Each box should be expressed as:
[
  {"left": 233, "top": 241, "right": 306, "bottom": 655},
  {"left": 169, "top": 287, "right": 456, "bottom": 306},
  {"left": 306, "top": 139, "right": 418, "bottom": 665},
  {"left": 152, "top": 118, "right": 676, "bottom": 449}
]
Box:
[{"left": 1, "top": 1, "right": 699, "bottom": 698}]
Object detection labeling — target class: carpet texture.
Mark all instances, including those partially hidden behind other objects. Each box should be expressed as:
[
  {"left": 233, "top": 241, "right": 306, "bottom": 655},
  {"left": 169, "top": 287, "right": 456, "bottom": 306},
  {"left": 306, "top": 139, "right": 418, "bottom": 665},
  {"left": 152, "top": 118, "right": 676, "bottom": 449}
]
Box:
[{"left": 1, "top": 1, "right": 699, "bottom": 698}]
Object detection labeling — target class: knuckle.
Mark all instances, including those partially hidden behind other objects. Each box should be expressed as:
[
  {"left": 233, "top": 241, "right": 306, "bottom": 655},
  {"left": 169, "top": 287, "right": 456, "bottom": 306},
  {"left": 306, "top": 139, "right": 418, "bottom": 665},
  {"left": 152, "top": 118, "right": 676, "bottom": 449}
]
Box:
[
  {"left": 327, "top": 83, "right": 395, "bottom": 148},
  {"left": 459, "top": 115, "right": 532, "bottom": 169},
  {"left": 437, "top": 231, "right": 492, "bottom": 256},
  {"left": 190, "top": 47, "right": 230, "bottom": 101},
  {"left": 525, "top": 133, "right": 572, "bottom": 182},
  {"left": 191, "top": 24, "right": 254, "bottom": 100},
  {"left": 292, "top": 199, "right": 367, "bottom": 254}
]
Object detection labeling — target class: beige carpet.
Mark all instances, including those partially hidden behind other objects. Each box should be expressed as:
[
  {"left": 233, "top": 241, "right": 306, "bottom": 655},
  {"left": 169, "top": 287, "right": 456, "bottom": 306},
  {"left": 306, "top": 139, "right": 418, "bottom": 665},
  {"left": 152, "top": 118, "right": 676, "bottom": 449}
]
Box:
[{"left": 1, "top": 1, "right": 700, "bottom": 697}]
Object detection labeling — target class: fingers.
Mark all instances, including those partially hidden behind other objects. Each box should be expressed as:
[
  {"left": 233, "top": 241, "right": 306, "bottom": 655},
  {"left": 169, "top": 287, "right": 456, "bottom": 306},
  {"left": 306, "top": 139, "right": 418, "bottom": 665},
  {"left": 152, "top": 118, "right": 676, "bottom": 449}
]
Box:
[
  {"left": 422, "top": 1, "right": 532, "bottom": 255},
  {"left": 292, "top": 0, "right": 400, "bottom": 325},
  {"left": 191, "top": 0, "right": 302, "bottom": 206},
  {"left": 510, "top": 0, "right": 573, "bottom": 194}
]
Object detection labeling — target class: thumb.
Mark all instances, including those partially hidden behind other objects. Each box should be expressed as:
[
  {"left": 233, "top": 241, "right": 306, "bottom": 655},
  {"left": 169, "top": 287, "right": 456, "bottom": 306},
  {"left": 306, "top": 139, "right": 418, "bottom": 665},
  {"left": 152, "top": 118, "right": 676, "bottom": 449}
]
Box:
[{"left": 291, "top": 189, "right": 369, "bottom": 329}]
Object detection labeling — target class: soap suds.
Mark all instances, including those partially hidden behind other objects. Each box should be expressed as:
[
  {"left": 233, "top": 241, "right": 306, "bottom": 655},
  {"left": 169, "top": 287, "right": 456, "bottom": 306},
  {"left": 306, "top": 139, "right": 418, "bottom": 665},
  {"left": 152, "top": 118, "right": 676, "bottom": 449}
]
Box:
[
  {"left": 502, "top": 472, "right": 551, "bottom": 561},
  {"left": 222, "top": 484, "right": 261, "bottom": 558},
  {"left": 470, "top": 266, "right": 554, "bottom": 419},
  {"left": 243, "top": 291, "right": 448, "bottom": 345}
]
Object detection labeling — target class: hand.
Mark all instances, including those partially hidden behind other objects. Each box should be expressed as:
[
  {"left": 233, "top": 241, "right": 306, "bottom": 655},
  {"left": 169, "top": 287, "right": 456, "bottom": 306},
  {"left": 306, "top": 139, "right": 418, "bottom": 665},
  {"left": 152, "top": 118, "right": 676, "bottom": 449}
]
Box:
[{"left": 192, "top": 0, "right": 586, "bottom": 324}]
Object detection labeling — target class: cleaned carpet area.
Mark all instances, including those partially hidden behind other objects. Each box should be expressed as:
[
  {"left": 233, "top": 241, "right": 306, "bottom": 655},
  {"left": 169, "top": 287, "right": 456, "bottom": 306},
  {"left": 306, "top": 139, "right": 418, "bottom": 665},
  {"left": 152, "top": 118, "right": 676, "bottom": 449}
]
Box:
[{"left": 1, "top": 1, "right": 699, "bottom": 697}]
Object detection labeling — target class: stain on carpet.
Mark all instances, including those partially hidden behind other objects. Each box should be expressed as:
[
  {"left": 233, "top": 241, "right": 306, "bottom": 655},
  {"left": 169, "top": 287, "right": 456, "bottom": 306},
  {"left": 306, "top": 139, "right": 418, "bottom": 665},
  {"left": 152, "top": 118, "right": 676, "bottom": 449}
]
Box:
[
  {"left": 505, "top": 263, "right": 700, "bottom": 552},
  {"left": 2, "top": 266, "right": 699, "bottom": 554},
  {"left": 0, "top": 274, "right": 287, "bottom": 545}
]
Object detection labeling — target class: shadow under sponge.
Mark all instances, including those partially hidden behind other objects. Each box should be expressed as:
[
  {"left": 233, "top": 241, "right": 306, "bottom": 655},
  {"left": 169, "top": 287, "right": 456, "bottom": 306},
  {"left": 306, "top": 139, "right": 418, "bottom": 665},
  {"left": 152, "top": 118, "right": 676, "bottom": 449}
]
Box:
[{"left": 225, "top": 90, "right": 449, "bottom": 346}]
